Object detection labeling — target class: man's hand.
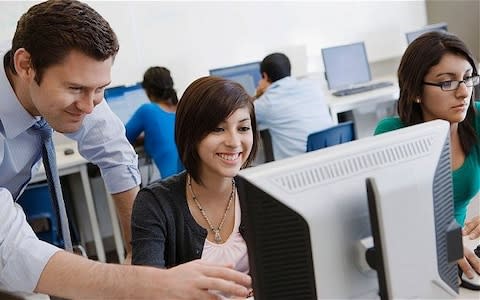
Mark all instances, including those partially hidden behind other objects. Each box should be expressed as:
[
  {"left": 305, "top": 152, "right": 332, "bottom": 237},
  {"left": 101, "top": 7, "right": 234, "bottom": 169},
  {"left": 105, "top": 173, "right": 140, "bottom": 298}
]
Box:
[
  {"left": 161, "top": 260, "right": 252, "bottom": 300},
  {"left": 36, "top": 252, "right": 251, "bottom": 299}
]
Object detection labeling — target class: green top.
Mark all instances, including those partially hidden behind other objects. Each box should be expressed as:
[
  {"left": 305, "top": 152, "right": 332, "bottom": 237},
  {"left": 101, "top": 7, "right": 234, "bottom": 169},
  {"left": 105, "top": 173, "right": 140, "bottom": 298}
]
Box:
[{"left": 374, "top": 104, "right": 480, "bottom": 226}]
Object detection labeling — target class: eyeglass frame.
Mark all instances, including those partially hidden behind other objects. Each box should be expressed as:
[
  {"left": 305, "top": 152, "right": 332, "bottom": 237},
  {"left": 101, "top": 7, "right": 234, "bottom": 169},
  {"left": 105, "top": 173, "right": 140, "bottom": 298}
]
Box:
[{"left": 422, "top": 75, "right": 480, "bottom": 91}]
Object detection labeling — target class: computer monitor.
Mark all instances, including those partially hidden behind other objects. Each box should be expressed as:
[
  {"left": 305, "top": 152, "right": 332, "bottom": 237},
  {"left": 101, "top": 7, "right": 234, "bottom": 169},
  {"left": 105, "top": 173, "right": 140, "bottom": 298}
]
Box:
[
  {"left": 104, "top": 83, "right": 150, "bottom": 124},
  {"left": 405, "top": 22, "right": 448, "bottom": 44},
  {"left": 321, "top": 42, "right": 371, "bottom": 91},
  {"left": 237, "top": 119, "right": 462, "bottom": 299},
  {"left": 209, "top": 62, "right": 261, "bottom": 96}
]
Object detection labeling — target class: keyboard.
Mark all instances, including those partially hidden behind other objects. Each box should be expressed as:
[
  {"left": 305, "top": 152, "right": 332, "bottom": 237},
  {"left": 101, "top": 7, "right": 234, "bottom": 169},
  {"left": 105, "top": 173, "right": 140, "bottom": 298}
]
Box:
[{"left": 332, "top": 81, "right": 393, "bottom": 97}]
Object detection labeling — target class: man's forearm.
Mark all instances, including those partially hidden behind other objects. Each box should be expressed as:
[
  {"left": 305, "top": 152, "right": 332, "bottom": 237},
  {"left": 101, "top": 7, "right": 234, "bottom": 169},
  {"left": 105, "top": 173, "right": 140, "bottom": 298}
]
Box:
[
  {"left": 36, "top": 251, "right": 153, "bottom": 299},
  {"left": 36, "top": 251, "right": 251, "bottom": 299},
  {"left": 111, "top": 186, "right": 139, "bottom": 253}
]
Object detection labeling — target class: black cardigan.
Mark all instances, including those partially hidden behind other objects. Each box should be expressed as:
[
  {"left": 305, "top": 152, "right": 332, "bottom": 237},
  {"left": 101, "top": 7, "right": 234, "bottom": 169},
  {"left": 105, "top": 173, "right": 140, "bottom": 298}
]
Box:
[{"left": 131, "top": 171, "right": 247, "bottom": 268}]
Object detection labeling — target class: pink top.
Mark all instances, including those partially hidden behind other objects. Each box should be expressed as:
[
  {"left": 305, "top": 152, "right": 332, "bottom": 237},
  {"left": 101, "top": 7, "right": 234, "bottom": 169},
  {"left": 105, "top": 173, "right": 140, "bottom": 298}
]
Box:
[{"left": 201, "top": 194, "right": 249, "bottom": 274}]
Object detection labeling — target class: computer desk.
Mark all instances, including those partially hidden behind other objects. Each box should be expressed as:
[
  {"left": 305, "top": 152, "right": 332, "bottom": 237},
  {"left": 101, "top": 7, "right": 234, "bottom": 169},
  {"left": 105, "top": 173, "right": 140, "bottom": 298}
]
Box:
[
  {"left": 324, "top": 75, "right": 400, "bottom": 124},
  {"left": 32, "top": 146, "right": 153, "bottom": 264},
  {"left": 459, "top": 287, "right": 479, "bottom": 299},
  {"left": 459, "top": 272, "right": 480, "bottom": 299},
  {"left": 6, "top": 285, "right": 479, "bottom": 300},
  {"left": 31, "top": 142, "right": 107, "bottom": 263},
  {"left": 244, "top": 289, "right": 478, "bottom": 299},
  {"left": 318, "top": 60, "right": 480, "bottom": 126}
]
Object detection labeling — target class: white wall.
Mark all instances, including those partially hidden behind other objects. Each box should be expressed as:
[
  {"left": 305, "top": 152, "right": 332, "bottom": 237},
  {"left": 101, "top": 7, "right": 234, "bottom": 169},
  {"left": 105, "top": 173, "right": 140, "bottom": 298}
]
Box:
[{"left": 0, "top": 1, "right": 427, "bottom": 95}]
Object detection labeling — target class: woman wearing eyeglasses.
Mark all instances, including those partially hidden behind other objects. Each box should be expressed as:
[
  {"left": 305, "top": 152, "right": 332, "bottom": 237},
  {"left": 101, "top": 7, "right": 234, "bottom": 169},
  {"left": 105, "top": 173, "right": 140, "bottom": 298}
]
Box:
[{"left": 374, "top": 31, "right": 480, "bottom": 285}]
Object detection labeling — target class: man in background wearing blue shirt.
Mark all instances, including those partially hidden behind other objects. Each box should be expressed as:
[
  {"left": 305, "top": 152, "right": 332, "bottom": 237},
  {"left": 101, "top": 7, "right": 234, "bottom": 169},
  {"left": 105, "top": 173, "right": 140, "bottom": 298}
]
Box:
[
  {"left": 0, "top": 1, "right": 251, "bottom": 299},
  {"left": 254, "top": 53, "right": 334, "bottom": 160}
]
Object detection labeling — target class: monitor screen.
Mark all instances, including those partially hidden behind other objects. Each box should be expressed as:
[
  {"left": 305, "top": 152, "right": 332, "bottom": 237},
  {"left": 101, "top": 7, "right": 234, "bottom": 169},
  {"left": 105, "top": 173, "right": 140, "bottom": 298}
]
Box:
[
  {"left": 209, "top": 62, "right": 261, "bottom": 96},
  {"left": 321, "top": 42, "right": 371, "bottom": 90},
  {"left": 104, "top": 83, "right": 150, "bottom": 124},
  {"left": 238, "top": 120, "right": 461, "bottom": 299},
  {"left": 406, "top": 22, "right": 448, "bottom": 44}
]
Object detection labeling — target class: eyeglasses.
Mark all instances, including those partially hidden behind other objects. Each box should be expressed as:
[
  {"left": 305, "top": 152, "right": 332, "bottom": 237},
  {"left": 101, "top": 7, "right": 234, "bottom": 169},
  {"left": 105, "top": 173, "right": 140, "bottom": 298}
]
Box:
[{"left": 423, "top": 75, "right": 480, "bottom": 91}]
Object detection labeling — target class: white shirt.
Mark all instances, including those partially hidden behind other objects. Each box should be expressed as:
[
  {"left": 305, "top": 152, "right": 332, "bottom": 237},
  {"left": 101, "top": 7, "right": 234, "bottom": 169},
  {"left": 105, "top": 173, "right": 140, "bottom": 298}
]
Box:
[
  {"left": 254, "top": 76, "right": 334, "bottom": 160},
  {"left": 0, "top": 48, "right": 141, "bottom": 293}
]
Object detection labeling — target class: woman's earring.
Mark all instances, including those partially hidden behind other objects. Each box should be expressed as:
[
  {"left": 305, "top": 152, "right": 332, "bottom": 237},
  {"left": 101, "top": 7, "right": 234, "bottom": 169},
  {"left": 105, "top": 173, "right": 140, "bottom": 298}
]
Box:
[{"left": 415, "top": 98, "right": 421, "bottom": 104}]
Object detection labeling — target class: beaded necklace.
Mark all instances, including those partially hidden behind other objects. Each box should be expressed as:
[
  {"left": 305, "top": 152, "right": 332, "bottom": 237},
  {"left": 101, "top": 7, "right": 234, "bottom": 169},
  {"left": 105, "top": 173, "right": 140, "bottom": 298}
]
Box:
[{"left": 187, "top": 174, "right": 235, "bottom": 243}]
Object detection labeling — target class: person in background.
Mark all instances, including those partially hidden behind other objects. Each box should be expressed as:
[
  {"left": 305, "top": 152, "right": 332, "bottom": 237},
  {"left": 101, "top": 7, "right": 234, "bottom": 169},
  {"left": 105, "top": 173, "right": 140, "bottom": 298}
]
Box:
[
  {"left": 131, "top": 76, "right": 258, "bottom": 297},
  {"left": 0, "top": 1, "right": 251, "bottom": 298},
  {"left": 254, "top": 52, "right": 333, "bottom": 160},
  {"left": 126, "top": 66, "right": 181, "bottom": 178},
  {"left": 374, "top": 31, "right": 480, "bottom": 281}
]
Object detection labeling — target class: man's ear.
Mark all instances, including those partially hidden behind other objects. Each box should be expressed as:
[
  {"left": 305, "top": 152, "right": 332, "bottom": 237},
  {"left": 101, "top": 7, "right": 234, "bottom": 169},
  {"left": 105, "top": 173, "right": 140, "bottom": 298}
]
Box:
[
  {"left": 13, "top": 48, "right": 35, "bottom": 81},
  {"left": 262, "top": 72, "right": 271, "bottom": 83}
]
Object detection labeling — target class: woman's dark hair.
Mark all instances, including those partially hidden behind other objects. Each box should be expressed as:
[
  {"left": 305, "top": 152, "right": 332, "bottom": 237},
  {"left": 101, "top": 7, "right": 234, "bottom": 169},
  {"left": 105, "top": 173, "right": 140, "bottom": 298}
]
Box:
[
  {"left": 397, "top": 31, "right": 478, "bottom": 155},
  {"left": 142, "top": 66, "right": 178, "bottom": 105},
  {"left": 8, "top": 0, "right": 119, "bottom": 84},
  {"left": 175, "top": 76, "right": 258, "bottom": 184}
]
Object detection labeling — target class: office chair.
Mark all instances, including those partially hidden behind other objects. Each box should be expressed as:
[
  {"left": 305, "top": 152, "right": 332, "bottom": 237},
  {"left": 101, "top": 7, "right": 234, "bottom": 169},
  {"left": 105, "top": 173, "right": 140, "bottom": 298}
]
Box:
[
  {"left": 260, "top": 129, "right": 275, "bottom": 162},
  {"left": 306, "top": 121, "right": 355, "bottom": 152},
  {"left": 17, "top": 182, "right": 62, "bottom": 246},
  {"left": 17, "top": 182, "right": 86, "bottom": 256}
]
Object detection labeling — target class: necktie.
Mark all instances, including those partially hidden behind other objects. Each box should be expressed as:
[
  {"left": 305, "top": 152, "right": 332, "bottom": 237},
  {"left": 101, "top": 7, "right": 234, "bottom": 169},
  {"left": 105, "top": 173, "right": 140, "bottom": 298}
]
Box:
[{"left": 30, "top": 119, "right": 73, "bottom": 252}]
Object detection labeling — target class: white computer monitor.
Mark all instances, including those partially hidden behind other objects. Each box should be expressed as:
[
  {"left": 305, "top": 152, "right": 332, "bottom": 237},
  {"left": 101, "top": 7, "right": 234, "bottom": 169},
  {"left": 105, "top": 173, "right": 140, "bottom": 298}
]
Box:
[
  {"left": 405, "top": 22, "right": 448, "bottom": 44},
  {"left": 321, "top": 41, "right": 371, "bottom": 90},
  {"left": 238, "top": 119, "right": 462, "bottom": 299},
  {"left": 209, "top": 62, "right": 261, "bottom": 96}
]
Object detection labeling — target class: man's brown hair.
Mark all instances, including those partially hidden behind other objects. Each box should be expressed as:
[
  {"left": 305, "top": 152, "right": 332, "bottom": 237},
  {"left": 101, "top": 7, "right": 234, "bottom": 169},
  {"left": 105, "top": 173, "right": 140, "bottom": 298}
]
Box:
[{"left": 8, "top": 0, "right": 119, "bottom": 84}]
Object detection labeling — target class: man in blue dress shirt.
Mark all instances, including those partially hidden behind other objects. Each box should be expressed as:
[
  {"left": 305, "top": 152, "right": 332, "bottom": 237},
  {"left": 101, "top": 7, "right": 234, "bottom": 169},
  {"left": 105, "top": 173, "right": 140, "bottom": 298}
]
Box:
[
  {"left": 254, "top": 53, "right": 334, "bottom": 160},
  {"left": 0, "top": 1, "right": 251, "bottom": 299}
]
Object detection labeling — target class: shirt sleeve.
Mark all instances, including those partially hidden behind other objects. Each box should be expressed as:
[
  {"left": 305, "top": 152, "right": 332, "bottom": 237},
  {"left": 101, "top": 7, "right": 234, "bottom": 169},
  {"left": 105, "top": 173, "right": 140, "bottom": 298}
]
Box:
[
  {"left": 0, "top": 188, "right": 61, "bottom": 293},
  {"left": 65, "top": 100, "right": 141, "bottom": 194},
  {"left": 131, "top": 188, "right": 167, "bottom": 268}
]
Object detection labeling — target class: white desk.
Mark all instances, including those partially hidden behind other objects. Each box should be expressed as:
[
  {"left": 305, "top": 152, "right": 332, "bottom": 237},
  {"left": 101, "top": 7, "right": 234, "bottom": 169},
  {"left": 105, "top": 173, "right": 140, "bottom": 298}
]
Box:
[
  {"left": 8, "top": 285, "right": 479, "bottom": 299},
  {"left": 31, "top": 142, "right": 106, "bottom": 262},
  {"left": 459, "top": 286, "right": 479, "bottom": 299},
  {"left": 324, "top": 75, "right": 400, "bottom": 124},
  {"left": 9, "top": 285, "right": 479, "bottom": 300}
]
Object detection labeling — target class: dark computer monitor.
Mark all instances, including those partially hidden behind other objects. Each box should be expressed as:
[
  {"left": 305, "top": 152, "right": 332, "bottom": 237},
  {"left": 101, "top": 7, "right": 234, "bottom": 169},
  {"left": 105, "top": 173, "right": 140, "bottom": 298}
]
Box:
[
  {"left": 209, "top": 62, "right": 261, "bottom": 96},
  {"left": 405, "top": 22, "right": 448, "bottom": 44},
  {"left": 322, "top": 42, "right": 371, "bottom": 90},
  {"left": 104, "top": 83, "right": 150, "bottom": 124},
  {"left": 238, "top": 120, "right": 462, "bottom": 299}
]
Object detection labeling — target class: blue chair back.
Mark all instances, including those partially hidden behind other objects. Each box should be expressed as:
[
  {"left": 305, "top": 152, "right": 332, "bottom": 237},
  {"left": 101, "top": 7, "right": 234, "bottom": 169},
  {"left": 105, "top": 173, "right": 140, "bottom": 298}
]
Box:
[
  {"left": 17, "top": 182, "right": 63, "bottom": 247},
  {"left": 306, "top": 121, "right": 355, "bottom": 152}
]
